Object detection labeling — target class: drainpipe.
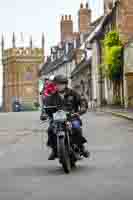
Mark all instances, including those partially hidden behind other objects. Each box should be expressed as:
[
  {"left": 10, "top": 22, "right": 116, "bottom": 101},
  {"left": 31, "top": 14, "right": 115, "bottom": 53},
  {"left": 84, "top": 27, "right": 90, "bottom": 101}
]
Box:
[
  {"left": 98, "top": 40, "right": 103, "bottom": 106},
  {"left": 121, "top": 47, "right": 124, "bottom": 107}
]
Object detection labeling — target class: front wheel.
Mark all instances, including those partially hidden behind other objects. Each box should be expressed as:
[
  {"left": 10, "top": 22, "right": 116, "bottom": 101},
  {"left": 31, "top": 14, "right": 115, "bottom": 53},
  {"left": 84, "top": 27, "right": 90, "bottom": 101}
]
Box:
[
  {"left": 70, "top": 159, "right": 76, "bottom": 168},
  {"left": 58, "top": 137, "right": 71, "bottom": 174}
]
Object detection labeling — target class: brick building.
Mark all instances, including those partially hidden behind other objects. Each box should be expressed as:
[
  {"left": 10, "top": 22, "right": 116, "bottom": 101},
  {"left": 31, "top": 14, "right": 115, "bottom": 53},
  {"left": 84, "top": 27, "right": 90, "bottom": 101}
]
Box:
[
  {"left": 102, "top": 0, "right": 133, "bottom": 107},
  {"left": 71, "top": 0, "right": 133, "bottom": 107}
]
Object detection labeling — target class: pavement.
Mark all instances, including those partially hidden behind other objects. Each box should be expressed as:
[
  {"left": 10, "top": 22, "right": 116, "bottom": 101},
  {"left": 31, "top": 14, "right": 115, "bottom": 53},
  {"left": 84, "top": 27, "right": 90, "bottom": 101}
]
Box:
[
  {"left": 92, "top": 106, "right": 133, "bottom": 121},
  {"left": 0, "top": 111, "right": 133, "bottom": 199}
]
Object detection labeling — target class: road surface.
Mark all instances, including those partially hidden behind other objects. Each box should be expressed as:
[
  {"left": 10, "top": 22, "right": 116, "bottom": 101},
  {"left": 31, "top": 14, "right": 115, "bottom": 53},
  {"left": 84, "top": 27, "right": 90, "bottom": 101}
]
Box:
[{"left": 0, "top": 111, "right": 133, "bottom": 200}]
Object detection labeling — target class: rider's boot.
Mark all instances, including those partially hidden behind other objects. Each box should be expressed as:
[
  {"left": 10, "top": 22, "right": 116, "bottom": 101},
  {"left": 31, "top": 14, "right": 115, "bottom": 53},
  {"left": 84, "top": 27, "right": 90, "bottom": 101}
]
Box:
[
  {"left": 81, "top": 143, "right": 90, "bottom": 158},
  {"left": 48, "top": 148, "right": 57, "bottom": 160}
]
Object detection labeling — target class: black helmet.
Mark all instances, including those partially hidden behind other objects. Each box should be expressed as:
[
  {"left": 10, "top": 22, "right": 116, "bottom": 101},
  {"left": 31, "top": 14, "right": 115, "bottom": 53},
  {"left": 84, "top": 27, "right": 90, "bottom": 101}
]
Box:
[{"left": 54, "top": 75, "right": 68, "bottom": 84}]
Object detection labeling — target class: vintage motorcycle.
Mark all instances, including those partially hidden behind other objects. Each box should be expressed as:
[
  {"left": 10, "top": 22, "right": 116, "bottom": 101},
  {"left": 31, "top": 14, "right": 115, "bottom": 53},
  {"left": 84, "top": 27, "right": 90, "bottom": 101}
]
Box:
[{"left": 44, "top": 106, "right": 83, "bottom": 174}]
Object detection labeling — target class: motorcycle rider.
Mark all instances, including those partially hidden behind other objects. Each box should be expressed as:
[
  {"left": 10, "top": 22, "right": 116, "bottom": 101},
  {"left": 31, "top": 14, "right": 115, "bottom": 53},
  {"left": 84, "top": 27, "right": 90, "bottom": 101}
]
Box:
[{"left": 44, "top": 74, "right": 90, "bottom": 160}]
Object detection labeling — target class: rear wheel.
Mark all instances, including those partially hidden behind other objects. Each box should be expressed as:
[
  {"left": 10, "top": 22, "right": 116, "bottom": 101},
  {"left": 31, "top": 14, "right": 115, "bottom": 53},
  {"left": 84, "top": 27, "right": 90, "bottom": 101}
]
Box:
[{"left": 58, "top": 137, "right": 71, "bottom": 174}]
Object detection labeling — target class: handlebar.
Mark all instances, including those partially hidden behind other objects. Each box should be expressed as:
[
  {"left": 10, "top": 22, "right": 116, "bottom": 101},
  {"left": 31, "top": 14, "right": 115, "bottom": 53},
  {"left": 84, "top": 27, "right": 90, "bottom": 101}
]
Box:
[
  {"left": 43, "top": 106, "right": 57, "bottom": 109},
  {"left": 43, "top": 105, "right": 62, "bottom": 110},
  {"left": 71, "top": 112, "right": 80, "bottom": 117},
  {"left": 43, "top": 106, "right": 80, "bottom": 117}
]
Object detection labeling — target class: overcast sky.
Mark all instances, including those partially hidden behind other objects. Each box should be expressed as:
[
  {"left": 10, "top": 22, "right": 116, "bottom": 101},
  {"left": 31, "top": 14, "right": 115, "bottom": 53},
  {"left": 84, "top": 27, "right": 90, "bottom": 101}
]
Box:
[
  {"left": 0, "top": 0, "right": 103, "bottom": 53},
  {"left": 0, "top": 0, "right": 103, "bottom": 104}
]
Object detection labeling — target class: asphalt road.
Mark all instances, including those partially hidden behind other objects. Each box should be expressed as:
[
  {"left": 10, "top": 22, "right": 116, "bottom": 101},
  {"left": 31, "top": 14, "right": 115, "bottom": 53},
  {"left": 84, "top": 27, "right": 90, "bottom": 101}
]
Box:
[{"left": 0, "top": 111, "right": 133, "bottom": 200}]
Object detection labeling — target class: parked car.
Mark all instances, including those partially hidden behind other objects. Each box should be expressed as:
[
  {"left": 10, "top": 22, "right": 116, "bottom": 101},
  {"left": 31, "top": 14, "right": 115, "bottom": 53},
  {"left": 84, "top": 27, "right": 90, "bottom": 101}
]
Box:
[{"left": 12, "top": 100, "right": 22, "bottom": 112}]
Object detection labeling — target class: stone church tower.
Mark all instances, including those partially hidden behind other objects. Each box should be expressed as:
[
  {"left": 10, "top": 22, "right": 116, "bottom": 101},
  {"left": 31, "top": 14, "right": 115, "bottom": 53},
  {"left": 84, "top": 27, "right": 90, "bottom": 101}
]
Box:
[{"left": 2, "top": 33, "right": 45, "bottom": 112}]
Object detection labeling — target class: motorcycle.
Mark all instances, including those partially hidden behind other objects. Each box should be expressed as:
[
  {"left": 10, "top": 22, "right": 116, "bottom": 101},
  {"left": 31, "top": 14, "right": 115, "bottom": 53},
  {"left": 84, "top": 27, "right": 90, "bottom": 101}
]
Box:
[{"left": 44, "top": 106, "right": 83, "bottom": 174}]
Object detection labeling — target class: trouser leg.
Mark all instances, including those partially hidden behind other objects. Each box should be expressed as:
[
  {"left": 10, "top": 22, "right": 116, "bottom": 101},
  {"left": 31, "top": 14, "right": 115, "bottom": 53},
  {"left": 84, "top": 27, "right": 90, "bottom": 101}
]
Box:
[
  {"left": 47, "top": 125, "right": 57, "bottom": 151},
  {"left": 72, "top": 128, "right": 87, "bottom": 147}
]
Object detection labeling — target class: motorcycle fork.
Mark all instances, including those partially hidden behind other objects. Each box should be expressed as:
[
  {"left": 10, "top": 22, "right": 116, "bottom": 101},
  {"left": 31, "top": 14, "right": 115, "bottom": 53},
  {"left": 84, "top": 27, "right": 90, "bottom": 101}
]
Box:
[{"left": 56, "top": 123, "right": 71, "bottom": 156}]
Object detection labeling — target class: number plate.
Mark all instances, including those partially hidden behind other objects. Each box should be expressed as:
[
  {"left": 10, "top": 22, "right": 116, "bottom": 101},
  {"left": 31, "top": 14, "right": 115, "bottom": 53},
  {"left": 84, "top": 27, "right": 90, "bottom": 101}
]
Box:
[{"left": 58, "top": 131, "right": 65, "bottom": 136}]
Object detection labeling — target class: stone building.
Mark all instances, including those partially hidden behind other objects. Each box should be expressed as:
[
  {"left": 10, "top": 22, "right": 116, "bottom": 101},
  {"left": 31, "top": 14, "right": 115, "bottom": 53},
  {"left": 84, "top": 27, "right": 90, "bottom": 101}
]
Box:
[{"left": 2, "top": 33, "right": 45, "bottom": 112}]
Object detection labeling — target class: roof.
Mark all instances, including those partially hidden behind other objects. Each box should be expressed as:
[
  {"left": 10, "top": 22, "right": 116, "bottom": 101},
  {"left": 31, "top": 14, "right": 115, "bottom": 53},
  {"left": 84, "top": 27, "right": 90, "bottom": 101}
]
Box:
[
  {"left": 80, "top": 16, "right": 104, "bottom": 46},
  {"left": 91, "top": 16, "right": 104, "bottom": 27},
  {"left": 88, "top": 5, "right": 118, "bottom": 42},
  {"left": 80, "top": 16, "right": 106, "bottom": 50},
  {"left": 40, "top": 49, "right": 75, "bottom": 76},
  {"left": 40, "top": 56, "right": 64, "bottom": 75},
  {"left": 71, "top": 57, "right": 91, "bottom": 78},
  {"left": 80, "top": 8, "right": 116, "bottom": 50}
]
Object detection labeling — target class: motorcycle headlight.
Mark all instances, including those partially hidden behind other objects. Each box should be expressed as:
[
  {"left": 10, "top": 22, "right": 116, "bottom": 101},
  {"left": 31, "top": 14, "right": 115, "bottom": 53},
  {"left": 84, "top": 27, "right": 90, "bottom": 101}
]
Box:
[{"left": 53, "top": 110, "right": 67, "bottom": 121}]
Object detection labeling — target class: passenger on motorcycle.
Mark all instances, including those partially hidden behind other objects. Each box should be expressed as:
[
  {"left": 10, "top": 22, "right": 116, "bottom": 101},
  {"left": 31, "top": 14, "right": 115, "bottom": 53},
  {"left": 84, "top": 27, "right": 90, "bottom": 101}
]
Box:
[
  {"left": 44, "top": 74, "right": 90, "bottom": 160},
  {"left": 40, "top": 75, "right": 57, "bottom": 120}
]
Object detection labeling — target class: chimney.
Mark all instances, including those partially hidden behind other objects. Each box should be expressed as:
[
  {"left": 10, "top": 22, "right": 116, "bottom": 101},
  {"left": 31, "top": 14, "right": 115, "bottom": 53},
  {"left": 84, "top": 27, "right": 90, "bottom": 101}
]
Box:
[
  {"left": 41, "top": 32, "right": 45, "bottom": 50},
  {"left": 12, "top": 32, "right": 16, "bottom": 48},
  {"left": 80, "top": 3, "right": 83, "bottom": 9},
  {"left": 104, "top": 0, "right": 113, "bottom": 13},
  {"left": 61, "top": 15, "right": 64, "bottom": 21},
  {"left": 65, "top": 15, "right": 67, "bottom": 20},
  {"left": 1, "top": 34, "right": 4, "bottom": 55},
  {"left": 78, "top": 1, "right": 92, "bottom": 34},
  {"left": 86, "top": 2, "right": 89, "bottom": 8},
  {"left": 30, "top": 35, "right": 33, "bottom": 48},
  {"left": 60, "top": 14, "right": 73, "bottom": 42}
]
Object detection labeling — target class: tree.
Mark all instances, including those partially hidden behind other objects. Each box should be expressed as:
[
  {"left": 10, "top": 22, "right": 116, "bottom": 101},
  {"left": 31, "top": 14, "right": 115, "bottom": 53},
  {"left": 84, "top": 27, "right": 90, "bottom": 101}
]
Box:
[{"left": 102, "top": 31, "right": 123, "bottom": 105}]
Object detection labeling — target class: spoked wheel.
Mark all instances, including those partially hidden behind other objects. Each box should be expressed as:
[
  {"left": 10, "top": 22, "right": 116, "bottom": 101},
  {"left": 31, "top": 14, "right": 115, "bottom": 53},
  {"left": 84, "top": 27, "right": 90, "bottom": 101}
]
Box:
[
  {"left": 70, "top": 152, "right": 77, "bottom": 168},
  {"left": 58, "top": 137, "right": 71, "bottom": 174}
]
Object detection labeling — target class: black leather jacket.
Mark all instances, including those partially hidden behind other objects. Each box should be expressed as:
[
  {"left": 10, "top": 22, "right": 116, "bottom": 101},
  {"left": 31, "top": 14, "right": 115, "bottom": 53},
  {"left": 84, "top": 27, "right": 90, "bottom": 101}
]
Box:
[{"left": 44, "top": 88, "right": 85, "bottom": 117}]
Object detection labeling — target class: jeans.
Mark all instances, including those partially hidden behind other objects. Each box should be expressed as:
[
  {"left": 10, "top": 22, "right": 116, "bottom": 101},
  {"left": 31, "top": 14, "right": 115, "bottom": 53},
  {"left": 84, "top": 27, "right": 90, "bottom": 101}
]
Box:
[
  {"left": 47, "top": 120, "right": 57, "bottom": 152},
  {"left": 47, "top": 120, "right": 87, "bottom": 151}
]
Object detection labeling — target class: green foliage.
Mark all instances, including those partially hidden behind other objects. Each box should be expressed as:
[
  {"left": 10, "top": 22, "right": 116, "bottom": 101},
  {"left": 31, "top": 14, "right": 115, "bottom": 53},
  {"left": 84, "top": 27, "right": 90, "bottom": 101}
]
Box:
[
  {"left": 102, "top": 31, "right": 122, "bottom": 81},
  {"left": 103, "top": 31, "right": 122, "bottom": 47},
  {"left": 104, "top": 46, "right": 122, "bottom": 80}
]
